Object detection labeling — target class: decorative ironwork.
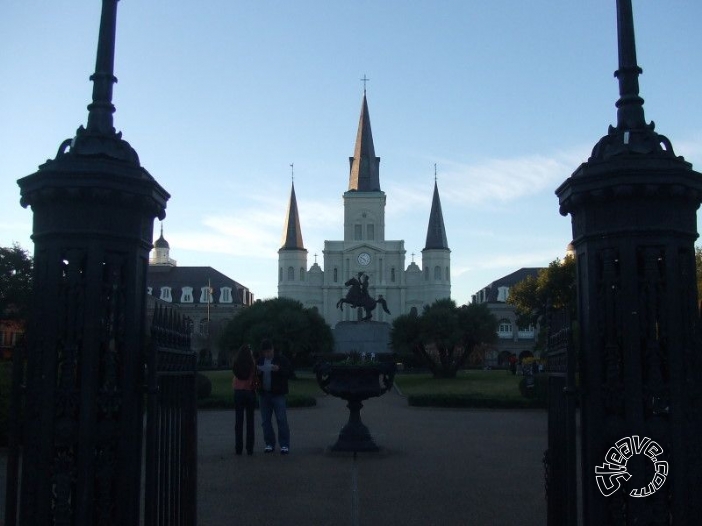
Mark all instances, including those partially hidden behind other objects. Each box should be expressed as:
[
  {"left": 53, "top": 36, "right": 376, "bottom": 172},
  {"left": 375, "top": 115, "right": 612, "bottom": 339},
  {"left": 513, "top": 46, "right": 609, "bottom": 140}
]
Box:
[
  {"left": 314, "top": 359, "right": 395, "bottom": 451},
  {"left": 556, "top": 1, "right": 702, "bottom": 522},
  {"left": 545, "top": 309, "right": 577, "bottom": 526},
  {"left": 144, "top": 303, "right": 197, "bottom": 526},
  {"left": 9, "top": 1, "right": 169, "bottom": 524}
]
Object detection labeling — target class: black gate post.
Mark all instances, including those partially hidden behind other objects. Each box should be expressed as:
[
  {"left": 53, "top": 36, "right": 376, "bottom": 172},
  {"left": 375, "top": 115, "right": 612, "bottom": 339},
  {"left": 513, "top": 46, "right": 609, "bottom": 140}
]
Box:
[
  {"left": 556, "top": 1, "right": 702, "bottom": 523},
  {"left": 14, "top": 1, "right": 169, "bottom": 524}
]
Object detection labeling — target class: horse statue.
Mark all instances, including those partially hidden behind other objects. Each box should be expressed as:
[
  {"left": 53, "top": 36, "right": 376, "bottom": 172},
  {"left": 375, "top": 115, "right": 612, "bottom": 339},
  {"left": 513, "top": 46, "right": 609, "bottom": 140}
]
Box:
[{"left": 336, "top": 272, "right": 391, "bottom": 321}]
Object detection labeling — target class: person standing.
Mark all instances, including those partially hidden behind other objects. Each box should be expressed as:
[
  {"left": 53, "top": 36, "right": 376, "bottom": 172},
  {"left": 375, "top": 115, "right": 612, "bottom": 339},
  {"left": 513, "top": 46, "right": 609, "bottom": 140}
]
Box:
[
  {"left": 232, "top": 344, "right": 257, "bottom": 455},
  {"left": 256, "top": 338, "right": 292, "bottom": 455}
]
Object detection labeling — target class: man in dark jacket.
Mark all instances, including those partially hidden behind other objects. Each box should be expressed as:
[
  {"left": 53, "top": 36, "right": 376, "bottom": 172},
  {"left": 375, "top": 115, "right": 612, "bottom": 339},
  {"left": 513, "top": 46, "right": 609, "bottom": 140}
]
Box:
[{"left": 256, "top": 338, "right": 292, "bottom": 454}]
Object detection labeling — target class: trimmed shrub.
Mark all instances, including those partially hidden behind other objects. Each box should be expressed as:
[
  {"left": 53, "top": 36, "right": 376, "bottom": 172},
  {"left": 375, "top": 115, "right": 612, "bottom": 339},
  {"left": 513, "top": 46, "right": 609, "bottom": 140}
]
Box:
[
  {"left": 197, "top": 393, "right": 316, "bottom": 410},
  {"left": 406, "top": 393, "right": 546, "bottom": 409}
]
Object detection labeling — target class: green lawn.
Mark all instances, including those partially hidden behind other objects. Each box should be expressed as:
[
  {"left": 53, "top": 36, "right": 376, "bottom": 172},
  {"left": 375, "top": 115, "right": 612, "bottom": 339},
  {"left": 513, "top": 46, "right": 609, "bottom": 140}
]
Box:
[
  {"left": 395, "top": 370, "right": 524, "bottom": 399},
  {"left": 394, "top": 369, "right": 546, "bottom": 409},
  {"left": 199, "top": 369, "right": 323, "bottom": 409},
  {"left": 199, "top": 368, "right": 545, "bottom": 409}
]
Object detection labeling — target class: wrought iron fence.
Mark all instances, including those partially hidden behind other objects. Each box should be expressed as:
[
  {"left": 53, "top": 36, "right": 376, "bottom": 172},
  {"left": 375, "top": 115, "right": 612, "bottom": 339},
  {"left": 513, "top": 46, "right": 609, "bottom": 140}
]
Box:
[
  {"left": 144, "top": 304, "right": 197, "bottom": 526},
  {"left": 544, "top": 309, "right": 577, "bottom": 526}
]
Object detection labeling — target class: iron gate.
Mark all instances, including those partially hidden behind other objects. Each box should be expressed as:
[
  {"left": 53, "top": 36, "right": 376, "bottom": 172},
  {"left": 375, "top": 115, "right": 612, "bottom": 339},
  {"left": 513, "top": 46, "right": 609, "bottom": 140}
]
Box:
[
  {"left": 144, "top": 303, "right": 197, "bottom": 526},
  {"left": 544, "top": 309, "right": 577, "bottom": 526}
]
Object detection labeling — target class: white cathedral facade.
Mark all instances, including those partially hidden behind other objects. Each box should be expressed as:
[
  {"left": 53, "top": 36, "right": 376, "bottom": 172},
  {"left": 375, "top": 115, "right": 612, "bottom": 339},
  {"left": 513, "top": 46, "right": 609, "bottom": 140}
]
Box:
[{"left": 277, "top": 93, "right": 451, "bottom": 328}]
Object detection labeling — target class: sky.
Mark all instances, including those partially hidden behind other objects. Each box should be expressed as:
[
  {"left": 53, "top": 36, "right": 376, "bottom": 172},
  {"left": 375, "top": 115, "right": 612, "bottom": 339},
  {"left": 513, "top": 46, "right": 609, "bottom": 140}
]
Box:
[{"left": 2, "top": 1, "right": 702, "bottom": 306}]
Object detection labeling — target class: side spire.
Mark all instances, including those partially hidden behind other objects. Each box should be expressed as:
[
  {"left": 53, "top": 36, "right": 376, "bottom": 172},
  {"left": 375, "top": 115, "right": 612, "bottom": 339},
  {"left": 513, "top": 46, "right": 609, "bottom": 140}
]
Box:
[
  {"left": 281, "top": 180, "right": 305, "bottom": 250},
  {"left": 590, "top": 0, "right": 679, "bottom": 161},
  {"left": 424, "top": 172, "right": 449, "bottom": 250},
  {"left": 348, "top": 90, "right": 381, "bottom": 191}
]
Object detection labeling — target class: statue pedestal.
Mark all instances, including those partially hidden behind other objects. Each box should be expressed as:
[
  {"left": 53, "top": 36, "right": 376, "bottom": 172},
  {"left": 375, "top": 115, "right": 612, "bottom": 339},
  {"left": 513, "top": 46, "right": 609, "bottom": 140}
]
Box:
[{"left": 333, "top": 321, "right": 391, "bottom": 354}]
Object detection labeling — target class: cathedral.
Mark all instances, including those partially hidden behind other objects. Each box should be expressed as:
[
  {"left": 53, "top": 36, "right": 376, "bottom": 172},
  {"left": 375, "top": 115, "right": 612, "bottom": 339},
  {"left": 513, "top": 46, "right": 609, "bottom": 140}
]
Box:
[{"left": 278, "top": 92, "right": 451, "bottom": 328}]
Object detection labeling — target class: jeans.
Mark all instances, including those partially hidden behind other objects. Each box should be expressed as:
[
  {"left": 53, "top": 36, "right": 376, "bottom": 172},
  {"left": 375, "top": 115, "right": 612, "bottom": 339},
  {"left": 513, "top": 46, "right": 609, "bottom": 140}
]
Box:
[
  {"left": 259, "top": 392, "right": 290, "bottom": 449},
  {"left": 234, "top": 389, "right": 256, "bottom": 454}
]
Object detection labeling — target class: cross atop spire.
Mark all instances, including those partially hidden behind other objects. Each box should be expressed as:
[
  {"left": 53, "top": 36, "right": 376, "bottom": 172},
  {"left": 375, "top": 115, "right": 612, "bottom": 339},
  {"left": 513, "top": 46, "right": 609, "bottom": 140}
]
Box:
[
  {"left": 290, "top": 163, "right": 294, "bottom": 182},
  {"left": 360, "top": 74, "right": 370, "bottom": 94},
  {"left": 434, "top": 163, "right": 438, "bottom": 183}
]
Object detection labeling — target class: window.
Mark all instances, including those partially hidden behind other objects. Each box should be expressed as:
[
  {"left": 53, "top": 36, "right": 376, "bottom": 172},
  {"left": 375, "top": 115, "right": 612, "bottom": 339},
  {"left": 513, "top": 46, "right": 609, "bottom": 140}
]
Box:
[
  {"left": 333, "top": 267, "right": 338, "bottom": 283},
  {"left": 354, "top": 224, "right": 362, "bottom": 240},
  {"left": 287, "top": 266, "right": 294, "bottom": 281},
  {"left": 434, "top": 266, "right": 441, "bottom": 280},
  {"left": 220, "top": 287, "right": 233, "bottom": 303},
  {"left": 445, "top": 266, "right": 450, "bottom": 281},
  {"left": 498, "top": 319, "right": 513, "bottom": 339},
  {"left": 518, "top": 324, "right": 535, "bottom": 339},
  {"left": 299, "top": 267, "right": 305, "bottom": 281},
  {"left": 200, "top": 286, "right": 213, "bottom": 303},
  {"left": 497, "top": 286, "right": 509, "bottom": 302},
  {"left": 147, "top": 287, "right": 153, "bottom": 295},
  {"left": 424, "top": 267, "right": 429, "bottom": 281},
  {"left": 199, "top": 318, "right": 209, "bottom": 336},
  {"left": 391, "top": 267, "right": 396, "bottom": 282},
  {"left": 159, "top": 286, "right": 172, "bottom": 302},
  {"left": 279, "top": 267, "right": 283, "bottom": 282},
  {"left": 367, "top": 224, "right": 374, "bottom": 240},
  {"left": 181, "top": 286, "right": 193, "bottom": 303}
]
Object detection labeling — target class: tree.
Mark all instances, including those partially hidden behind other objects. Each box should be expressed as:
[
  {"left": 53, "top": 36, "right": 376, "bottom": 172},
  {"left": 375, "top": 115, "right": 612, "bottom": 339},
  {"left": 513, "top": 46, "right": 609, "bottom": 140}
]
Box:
[
  {"left": 0, "top": 244, "right": 33, "bottom": 320},
  {"left": 508, "top": 255, "right": 576, "bottom": 348},
  {"left": 218, "top": 297, "right": 334, "bottom": 368},
  {"left": 391, "top": 298, "right": 498, "bottom": 378}
]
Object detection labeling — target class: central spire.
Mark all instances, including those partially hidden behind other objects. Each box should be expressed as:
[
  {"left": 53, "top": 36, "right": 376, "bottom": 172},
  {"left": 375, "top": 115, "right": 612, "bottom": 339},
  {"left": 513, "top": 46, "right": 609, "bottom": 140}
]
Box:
[{"left": 348, "top": 92, "right": 381, "bottom": 191}]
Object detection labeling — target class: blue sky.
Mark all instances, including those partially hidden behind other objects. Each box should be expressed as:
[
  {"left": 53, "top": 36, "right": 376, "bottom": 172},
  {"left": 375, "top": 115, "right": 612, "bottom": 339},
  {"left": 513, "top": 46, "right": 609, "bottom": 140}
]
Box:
[{"left": 2, "top": 1, "right": 701, "bottom": 305}]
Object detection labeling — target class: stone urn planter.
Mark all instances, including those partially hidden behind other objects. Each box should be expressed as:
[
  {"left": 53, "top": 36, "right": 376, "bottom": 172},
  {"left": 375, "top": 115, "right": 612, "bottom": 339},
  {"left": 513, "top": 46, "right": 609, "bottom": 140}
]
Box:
[{"left": 314, "top": 359, "right": 395, "bottom": 452}]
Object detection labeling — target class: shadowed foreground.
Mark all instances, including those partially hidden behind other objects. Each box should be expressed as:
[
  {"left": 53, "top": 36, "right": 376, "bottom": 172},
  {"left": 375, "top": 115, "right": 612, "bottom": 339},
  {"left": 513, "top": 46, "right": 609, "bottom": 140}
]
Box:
[{"left": 198, "top": 390, "right": 546, "bottom": 526}]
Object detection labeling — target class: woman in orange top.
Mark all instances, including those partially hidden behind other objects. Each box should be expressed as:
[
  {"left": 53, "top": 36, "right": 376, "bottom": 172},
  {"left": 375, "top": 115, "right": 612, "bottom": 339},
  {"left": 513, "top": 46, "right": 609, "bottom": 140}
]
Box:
[{"left": 232, "top": 344, "right": 257, "bottom": 455}]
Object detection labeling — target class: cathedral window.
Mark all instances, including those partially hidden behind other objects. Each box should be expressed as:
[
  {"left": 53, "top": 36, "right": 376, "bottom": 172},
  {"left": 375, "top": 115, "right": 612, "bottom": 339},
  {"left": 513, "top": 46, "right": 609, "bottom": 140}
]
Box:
[
  {"left": 334, "top": 267, "right": 338, "bottom": 283},
  {"left": 220, "top": 287, "right": 233, "bottom": 303},
  {"left": 279, "top": 267, "right": 283, "bottom": 282},
  {"left": 181, "top": 287, "right": 194, "bottom": 303},
  {"left": 367, "top": 224, "right": 374, "bottom": 240},
  {"left": 200, "top": 286, "right": 213, "bottom": 304},
  {"left": 354, "top": 224, "right": 362, "bottom": 240},
  {"left": 445, "top": 266, "right": 450, "bottom": 281},
  {"left": 391, "top": 267, "right": 396, "bottom": 282},
  {"left": 159, "top": 287, "right": 172, "bottom": 302},
  {"left": 299, "top": 267, "right": 305, "bottom": 281},
  {"left": 434, "top": 266, "right": 441, "bottom": 280},
  {"left": 287, "top": 266, "right": 294, "bottom": 281}
]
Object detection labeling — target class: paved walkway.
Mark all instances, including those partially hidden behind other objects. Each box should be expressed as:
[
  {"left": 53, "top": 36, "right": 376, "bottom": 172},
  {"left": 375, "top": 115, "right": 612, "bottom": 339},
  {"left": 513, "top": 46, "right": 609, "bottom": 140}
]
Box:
[
  {"left": 198, "top": 390, "right": 547, "bottom": 526},
  {"left": 0, "top": 390, "right": 547, "bottom": 525}
]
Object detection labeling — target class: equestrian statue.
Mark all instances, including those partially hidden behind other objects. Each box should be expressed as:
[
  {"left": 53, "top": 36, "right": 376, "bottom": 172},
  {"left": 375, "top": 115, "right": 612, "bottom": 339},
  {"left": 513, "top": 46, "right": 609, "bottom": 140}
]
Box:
[{"left": 336, "top": 272, "right": 390, "bottom": 321}]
